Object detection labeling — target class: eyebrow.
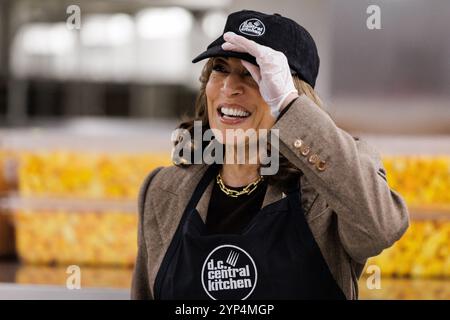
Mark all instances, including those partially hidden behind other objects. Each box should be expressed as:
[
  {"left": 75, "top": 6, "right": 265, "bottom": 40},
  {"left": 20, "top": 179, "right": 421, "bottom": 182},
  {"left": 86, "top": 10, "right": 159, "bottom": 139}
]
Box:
[{"left": 213, "top": 57, "right": 229, "bottom": 64}]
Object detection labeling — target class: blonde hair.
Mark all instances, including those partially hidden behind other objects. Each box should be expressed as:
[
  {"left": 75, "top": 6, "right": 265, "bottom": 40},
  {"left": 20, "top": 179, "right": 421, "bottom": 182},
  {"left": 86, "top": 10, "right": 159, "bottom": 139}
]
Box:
[{"left": 292, "top": 76, "right": 323, "bottom": 108}]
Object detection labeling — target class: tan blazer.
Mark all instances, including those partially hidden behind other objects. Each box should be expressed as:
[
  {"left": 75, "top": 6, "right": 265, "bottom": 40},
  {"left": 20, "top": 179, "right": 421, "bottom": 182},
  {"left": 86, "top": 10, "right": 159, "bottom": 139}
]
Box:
[{"left": 131, "top": 95, "right": 410, "bottom": 300}]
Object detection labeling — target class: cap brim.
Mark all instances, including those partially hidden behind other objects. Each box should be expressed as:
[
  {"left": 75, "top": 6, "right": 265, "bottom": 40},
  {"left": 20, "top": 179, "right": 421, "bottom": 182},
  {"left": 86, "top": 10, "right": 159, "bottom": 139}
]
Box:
[
  {"left": 192, "top": 45, "right": 299, "bottom": 77},
  {"left": 192, "top": 45, "right": 258, "bottom": 66}
]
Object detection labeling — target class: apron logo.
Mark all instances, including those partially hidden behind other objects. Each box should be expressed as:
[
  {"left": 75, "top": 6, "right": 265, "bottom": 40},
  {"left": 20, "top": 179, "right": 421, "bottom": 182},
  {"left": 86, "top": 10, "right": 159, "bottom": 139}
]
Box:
[
  {"left": 226, "top": 250, "right": 239, "bottom": 267},
  {"left": 201, "top": 244, "right": 257, "bottom": 300},
  {"left": 239, "top": 18, "right": 265, "bottom": 36}
]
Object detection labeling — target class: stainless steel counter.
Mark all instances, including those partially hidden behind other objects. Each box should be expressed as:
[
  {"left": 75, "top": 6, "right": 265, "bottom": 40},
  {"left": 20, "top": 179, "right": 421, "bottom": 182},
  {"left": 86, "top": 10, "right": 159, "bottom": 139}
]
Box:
[{"left": 0, "top": 283, "right": 129, "bottom": 300}]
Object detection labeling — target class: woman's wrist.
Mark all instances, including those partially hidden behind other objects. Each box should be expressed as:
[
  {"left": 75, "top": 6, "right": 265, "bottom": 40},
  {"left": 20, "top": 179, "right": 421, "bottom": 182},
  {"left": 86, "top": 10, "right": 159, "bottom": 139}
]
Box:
[
  {"left": 280, "top": 91, "right": 300, "bottom": 111},
  {"left": 276, "top": 94, "right": 299, "bottom": 121}
]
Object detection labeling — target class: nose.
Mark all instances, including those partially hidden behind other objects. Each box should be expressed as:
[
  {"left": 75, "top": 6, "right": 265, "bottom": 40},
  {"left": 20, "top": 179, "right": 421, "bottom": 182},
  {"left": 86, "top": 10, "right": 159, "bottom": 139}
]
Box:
[{"left": 221, "top": 73, "right": 244, "bottom": 97}]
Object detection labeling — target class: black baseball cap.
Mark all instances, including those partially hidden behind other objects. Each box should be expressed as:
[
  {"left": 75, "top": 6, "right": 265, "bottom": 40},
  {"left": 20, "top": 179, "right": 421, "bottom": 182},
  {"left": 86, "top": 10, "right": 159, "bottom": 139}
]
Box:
[{"left": 192, "top": 10, "right": 320, "bottom": 88}]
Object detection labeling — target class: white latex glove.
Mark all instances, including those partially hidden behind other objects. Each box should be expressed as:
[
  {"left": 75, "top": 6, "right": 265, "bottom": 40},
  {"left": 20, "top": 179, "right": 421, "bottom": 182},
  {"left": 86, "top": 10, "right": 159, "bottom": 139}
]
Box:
[{"left": 221, "top": 31, "right": 299, "bottom": 118}]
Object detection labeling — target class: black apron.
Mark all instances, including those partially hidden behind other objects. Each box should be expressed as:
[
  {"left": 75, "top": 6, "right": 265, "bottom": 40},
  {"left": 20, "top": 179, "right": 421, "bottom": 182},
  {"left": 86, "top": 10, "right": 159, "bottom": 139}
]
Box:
[{"left": 154, "top": 164, "right": 346, "bottom": 300}]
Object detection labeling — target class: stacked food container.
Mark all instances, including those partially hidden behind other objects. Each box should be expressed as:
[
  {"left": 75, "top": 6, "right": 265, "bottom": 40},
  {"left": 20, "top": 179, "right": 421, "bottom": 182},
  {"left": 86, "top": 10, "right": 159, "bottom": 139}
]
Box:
[
  {"left": 359, "top": 135, "right": 450, "bottom": 299},
  {"left": 0, "top": 119, "right": 174, "bottom": 274},
  {"left": 1, "top": 128, "right": 449, "bottom": 299}
]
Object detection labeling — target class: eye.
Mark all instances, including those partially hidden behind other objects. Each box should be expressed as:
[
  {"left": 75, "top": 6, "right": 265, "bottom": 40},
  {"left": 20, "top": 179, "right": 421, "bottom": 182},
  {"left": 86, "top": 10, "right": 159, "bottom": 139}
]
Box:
[
  {"left": 212, "top": 63, "right": 228, "bottom": 73},
  {"left": 242, "top": 70, "right": 252, "bottom": 77}
]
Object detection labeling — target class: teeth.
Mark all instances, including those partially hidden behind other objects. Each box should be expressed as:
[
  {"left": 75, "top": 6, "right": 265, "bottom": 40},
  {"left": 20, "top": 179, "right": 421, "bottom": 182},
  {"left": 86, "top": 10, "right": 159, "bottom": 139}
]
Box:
[{"left": 220, "top": 107, "right": 250, "bottom": 117}]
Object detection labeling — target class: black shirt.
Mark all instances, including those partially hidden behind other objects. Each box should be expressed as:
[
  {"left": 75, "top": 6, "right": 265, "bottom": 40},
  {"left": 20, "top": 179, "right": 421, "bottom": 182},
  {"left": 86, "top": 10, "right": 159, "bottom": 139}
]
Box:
[{"left": 205, "top": 177, "right": 268, "bottom": 235}]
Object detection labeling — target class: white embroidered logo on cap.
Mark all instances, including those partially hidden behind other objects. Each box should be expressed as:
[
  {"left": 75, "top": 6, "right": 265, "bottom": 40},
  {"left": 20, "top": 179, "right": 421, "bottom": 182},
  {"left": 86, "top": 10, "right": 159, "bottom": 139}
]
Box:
[{"left": 239, "top": 18, "right": 265, "bottom": 36}]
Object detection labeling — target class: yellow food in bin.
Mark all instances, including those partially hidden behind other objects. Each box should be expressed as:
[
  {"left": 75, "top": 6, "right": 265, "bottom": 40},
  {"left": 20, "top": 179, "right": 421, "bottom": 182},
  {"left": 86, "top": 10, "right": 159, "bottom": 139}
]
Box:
[
  {"left": 18, "top": 151, "right": 171, "bottom": 199},
  {"left": 13, "top": 205, "right": 138, "bottom": 267},
  {"left": 3, "top": 136, "right": 450, "bottom": 273},
  {"left": 16, "top": 152, "right": 450, "bottom": 205},
  {"left": 366, "top": 220, "right": 450, "bottom": 278},
  {"left": 6, "top": 144, "right": 171, "bottom": 266},
  {"left": 382, "top": 155, "right": 450, "bottom": 207}
]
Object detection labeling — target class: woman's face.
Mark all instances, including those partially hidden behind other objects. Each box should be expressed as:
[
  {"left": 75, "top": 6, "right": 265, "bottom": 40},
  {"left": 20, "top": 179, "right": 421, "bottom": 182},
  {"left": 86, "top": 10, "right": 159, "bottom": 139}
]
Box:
[{"left": 205, "top": 57, "right": 273, "bottom": 144}]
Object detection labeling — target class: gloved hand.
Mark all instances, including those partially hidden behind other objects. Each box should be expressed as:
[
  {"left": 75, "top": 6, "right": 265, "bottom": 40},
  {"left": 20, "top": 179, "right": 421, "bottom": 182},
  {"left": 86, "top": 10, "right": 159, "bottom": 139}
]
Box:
[{"left": 221, "top": 31, "right": 299, "bottom": 118}]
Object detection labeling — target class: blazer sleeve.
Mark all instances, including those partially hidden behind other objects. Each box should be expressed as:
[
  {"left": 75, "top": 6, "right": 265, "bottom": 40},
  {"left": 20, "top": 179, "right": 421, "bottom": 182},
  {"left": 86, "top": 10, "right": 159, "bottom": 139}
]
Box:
[
  {"left": 272, "top": 94, "right": 410, "bottom": 264},
  {"left": 131, "top": 166, "right": 163, "bottom": 300}
]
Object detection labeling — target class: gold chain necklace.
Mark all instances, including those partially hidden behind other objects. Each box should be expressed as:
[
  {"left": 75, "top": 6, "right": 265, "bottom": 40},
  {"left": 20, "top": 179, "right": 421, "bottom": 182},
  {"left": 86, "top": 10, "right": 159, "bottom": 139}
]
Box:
[{"left": 216, "top": 172, "right": 264, "bottom": 198}]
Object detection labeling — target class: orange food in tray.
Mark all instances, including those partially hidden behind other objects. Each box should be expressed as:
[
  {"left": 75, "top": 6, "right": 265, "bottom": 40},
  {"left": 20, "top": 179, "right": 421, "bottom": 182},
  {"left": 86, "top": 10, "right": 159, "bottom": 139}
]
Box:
[
  {"left": 383, "top": 156, "right": 450, "bottom": 208},
  {"left": 18, "top": 151, "right": 171, "bottom": 199},
  {"left": 14, "top": 208, "right": 138, "bottom": 267},
  {"left": 367, "top": 220, "right": 450, "bottom": 278}
]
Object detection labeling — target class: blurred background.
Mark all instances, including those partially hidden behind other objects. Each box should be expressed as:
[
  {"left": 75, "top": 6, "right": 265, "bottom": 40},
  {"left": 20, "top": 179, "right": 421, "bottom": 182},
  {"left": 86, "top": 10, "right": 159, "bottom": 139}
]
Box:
[{"left": 0, "top": 0, "right": 449, "bottom": 300}]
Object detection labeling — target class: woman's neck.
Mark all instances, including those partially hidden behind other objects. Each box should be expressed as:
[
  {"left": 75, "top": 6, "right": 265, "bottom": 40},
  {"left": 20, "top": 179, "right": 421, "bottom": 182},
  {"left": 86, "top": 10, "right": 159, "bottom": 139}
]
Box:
[{"left": 220, "top": 163, "right": 260, "bottom": 188}]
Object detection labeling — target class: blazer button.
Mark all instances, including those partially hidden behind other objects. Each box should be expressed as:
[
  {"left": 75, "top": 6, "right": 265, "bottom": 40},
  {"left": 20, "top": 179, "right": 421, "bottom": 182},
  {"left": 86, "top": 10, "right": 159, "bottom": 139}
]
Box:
[
  {"left": 300, "top": 145, "right": 310, "bottom": 156},
  {"left": 316, "top": 160, "right": 327, "bottom": 171},
  {"left": 308, "top": 154, "right": 320, "bottom": 164},
  {"left": 293, "top": 139, "right": 303, "bottom": 149}
]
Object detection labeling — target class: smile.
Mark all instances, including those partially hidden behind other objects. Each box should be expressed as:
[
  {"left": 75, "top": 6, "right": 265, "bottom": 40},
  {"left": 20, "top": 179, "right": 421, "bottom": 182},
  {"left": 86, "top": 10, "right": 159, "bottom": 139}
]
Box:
[{"left": 217, "top": 104, "right": 252, "bottom": 125}]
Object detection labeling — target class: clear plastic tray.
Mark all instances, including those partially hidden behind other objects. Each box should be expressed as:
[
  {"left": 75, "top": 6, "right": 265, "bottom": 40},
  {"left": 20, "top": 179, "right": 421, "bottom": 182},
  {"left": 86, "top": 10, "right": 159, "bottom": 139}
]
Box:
[
  {"left": 366, "top": 220, "right": 450, "bottom": 279},
  {"left": 0, "top": 196, "right": 138, "bottom": 267},
  {"left": 0, "top": 118, "right": 175, "bottom": 199}
]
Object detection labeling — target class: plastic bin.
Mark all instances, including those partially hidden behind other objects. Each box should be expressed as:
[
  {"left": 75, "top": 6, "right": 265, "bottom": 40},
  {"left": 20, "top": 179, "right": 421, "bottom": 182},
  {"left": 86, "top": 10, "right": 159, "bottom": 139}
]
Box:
[
  {"left": 0, "top": 119, "right": 176, "bottom": 266},
  {"left": 366, "top": 219, "right": 450, "bottom": 278},
  {"left": 1, "top": 196, "right": 138, "bottom": 267},
  {"left": 361, "top": 135, "right": 450, "bottom": 278},
  {"left": 0, "top": 118, "right": 175, "bottom": 200}
]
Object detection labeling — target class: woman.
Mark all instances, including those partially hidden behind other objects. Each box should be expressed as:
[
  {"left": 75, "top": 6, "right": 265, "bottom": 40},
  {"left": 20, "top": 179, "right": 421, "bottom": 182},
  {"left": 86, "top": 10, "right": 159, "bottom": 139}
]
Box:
[{"left": 131, "top": 10, "right": 409, "bottom": 300}]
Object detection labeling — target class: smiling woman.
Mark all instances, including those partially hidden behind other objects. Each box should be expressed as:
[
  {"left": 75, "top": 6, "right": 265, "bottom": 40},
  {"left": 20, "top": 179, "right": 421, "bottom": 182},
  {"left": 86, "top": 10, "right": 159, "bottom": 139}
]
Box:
[
  {"left": 131, "top": 9, "right": 410, "bottom": 300},
  {"left": 175, "top": 56, "right": 325, "bottom": 185},
  {"left": 208, "top": 57, "right": 270, "bottom": 131}
]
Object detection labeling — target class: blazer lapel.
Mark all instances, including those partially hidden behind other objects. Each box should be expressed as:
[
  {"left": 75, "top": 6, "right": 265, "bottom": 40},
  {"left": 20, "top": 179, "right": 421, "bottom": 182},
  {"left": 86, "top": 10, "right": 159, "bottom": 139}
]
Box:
[
  {"left": 262, "top": 182, "right": 285, "bottom": 208},
  {"left": 196, "top": 179, "right": 214, "bottom": 223}
]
